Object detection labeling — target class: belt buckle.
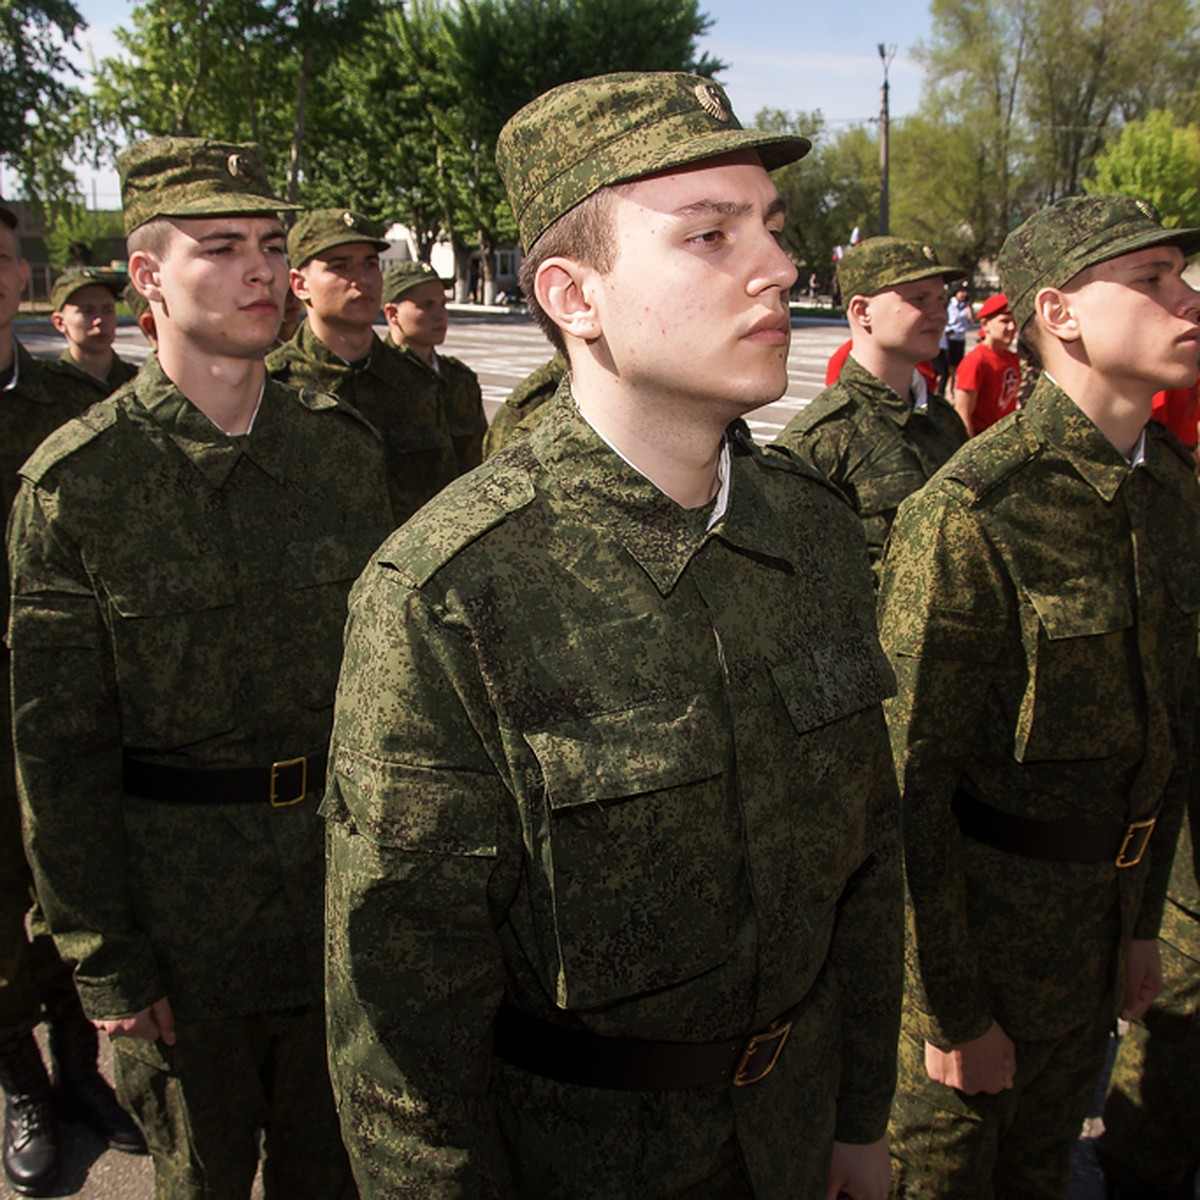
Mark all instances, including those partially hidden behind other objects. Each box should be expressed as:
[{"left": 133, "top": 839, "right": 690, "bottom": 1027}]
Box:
[
  {"left": 732, "top": 1020, "right": 792, "bottom": 1087},
  {"left": 1115, "top": 816, "right": 1156, "bottom": 868},
  {"left": 269, "top": 756, "right": 307, "bottom": 809}
]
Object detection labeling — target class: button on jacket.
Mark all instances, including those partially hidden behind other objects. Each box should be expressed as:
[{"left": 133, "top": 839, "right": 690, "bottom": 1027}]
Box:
[
  {"left": 325, "top": 388, "right": 903, "bottom": 1197},
  {"left": 8, "top": 355, "right": 393, "bottom": 1021}
]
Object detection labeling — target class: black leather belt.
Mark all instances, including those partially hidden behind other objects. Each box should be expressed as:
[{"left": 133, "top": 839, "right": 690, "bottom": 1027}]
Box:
[
  {"left": 122, "top": 751, "right": 327, "bottom": 808},
  {"left": 492, "top": 999, "right": 802, "bottom": 1091},
  {"left": 952, "top": 788, "right": 1159, "bottom": 869}
]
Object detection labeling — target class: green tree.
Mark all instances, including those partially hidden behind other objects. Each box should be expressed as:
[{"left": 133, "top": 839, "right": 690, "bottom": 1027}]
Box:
[
  {"left": 0, "top": 0, "right": 87, "bottom": 198},
  {"left": 1084, "top": 110, "right": 1200, "bottom": 228}
]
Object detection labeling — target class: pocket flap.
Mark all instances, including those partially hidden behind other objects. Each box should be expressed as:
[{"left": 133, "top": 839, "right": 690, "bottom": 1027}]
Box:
[
  {"left": 1025, "top": 584, "right": 1132, "bottom": 640},
  {"left": 98, "top": 554, "right": 234, "bottom": 618},
  {"left": 772, "top": 635, "right": 896, "bottom": 734}
]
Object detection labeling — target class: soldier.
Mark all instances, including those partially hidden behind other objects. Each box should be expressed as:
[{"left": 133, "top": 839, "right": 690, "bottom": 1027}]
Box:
[
  {"left": 0, "top": 202, "right": 144, "bottom": 1197},
  {"left": 46, "top": 268, "right": 139, "bottom": 405},
  {"left": 325, "top": 71, "right": 902, "bottom": 1199},
  {"left": 267, "top": 209, "right": 457, "bottom": 523},
  {"left": 771, "top": 237, "right": 967, "bottom": 578},
  {"left": 482, "top": 350, "right": 567, "bottom": 458},
  {"left": 952, "top": 292, "right": 1021, "bottom": 436},
  {"left": 8, "top": 139, "right": 393, "bottom": 1198},
  {"left": 382, "top": 260, "right": 487, "bottom": 474},
  {"left": 880, "top": 195, "right": 1200, "bottom": 1198}
]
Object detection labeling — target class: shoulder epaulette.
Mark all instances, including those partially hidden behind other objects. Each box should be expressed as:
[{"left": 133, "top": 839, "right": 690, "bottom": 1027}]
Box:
[
  {"left": 383, "top": 445, "right": 538, "bottom": 588},
  {"left": 756, "top": 432, "right": 854, "bottom": 507},
  {"left": 20, "top": 403, "right": 119, "bottom": 483},
  {"left": 939, "top": 417, "right": 1037, "bottom": 501}
]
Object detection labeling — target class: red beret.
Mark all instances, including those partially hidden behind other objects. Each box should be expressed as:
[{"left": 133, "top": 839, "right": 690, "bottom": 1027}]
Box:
[{"left": 977, "top": 293, "right": 1011, "bottom": 321}]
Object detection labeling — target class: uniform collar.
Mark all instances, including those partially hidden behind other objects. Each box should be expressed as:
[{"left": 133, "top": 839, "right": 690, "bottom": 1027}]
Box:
[
  {"left": 841, "top": 353, "right": 921, "bottom": 426},
  {"left": 529, "top": 384, "right": 793, "bottom": 595},
  {"left": 132, "top": 353, "right": 294, "bottom": 489},
  {"left": 294, "top": 318, "right": 388, "bottom": 381}
]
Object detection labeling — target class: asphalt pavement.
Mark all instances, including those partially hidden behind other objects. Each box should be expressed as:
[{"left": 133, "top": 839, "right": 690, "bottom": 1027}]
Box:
[{"left": 0, "top": 311, "right": 1158, "bottom": 1198}]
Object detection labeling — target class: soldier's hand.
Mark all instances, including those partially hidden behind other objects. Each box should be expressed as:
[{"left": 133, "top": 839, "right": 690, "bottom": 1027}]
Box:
[
  {"left": 95, "top": 995, "right": 177, "bottom": 1045},
  {"left": 824, "top": 1136, "right": 890, "bottom": 1199},
  {"left": 924, "top": 1021, "right": 1015, "bottom": 1095},
  {"left": 1121, "top": 938, "right": 1162, "bottom": 1021}
]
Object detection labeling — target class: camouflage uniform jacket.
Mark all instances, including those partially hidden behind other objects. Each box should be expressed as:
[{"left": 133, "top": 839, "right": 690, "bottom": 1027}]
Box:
[
  {"left": 268, "top": 320, "right": 456, "bottom": 523},
  {"left": 47, "top": 347, "right": 139, "bottom": 407},
  {"left": 388, "top": 339, "right": 487, "bottom": 475},
  {"left": 773, "top": 354, "right": 967, "bottom": 575},
  {"left": 481, "top": 351, "right": 566, "bottom": 458},
  {"left": 879, "top": 376, "right": 1200, "bottom": 1047},
  {"left": 324, "top": 386, "right": 903, "bottom": 1197},
  {"left": 8, "top": 354, "right": 393, "bottom": 1022}
]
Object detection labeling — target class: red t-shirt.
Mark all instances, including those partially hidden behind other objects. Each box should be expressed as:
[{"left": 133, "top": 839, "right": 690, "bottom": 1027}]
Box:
[
  {"left": 956, "top": 343, "right": 1021, "bottom": 432},
  {"left": 1151, "top": 381, "right": 1199, "bottom": 448}
]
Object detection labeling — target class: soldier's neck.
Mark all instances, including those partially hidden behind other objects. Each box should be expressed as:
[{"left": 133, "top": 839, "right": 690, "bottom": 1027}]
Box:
[
  {"left": 69, "top": 343, "right": 114, "bottom": 381},
  {"left": 307, "top": 313, "right": 377, "bottom": 364},
  {"left": 849, "top": 338, "right": 920, "bottom": 400},
  {"left": 156, "top": 336, "right": 268, "bottom": 436}
]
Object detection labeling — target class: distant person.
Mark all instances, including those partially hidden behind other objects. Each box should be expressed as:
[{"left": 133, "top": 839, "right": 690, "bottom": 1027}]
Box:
[
  {"left": 382, "top": 261, "right": 486, "bottom": 474},
  {"left": 267, "top": 209, "right": 457, "bottom": 523},
  {"left": 952, "top": 292, "right": 1021, "bottom": 435},
  {"left": 945, "top": 280, "right": 971, "bottom": 389},
  {"left": 883, "top": 194, "right": 1200, "bottom": 1199},
  {"left": 46, "top": 268, "right": 139, "bottom": 403},
  {"left": 775, "top": 237, "right": 966, "bottom": 577}
]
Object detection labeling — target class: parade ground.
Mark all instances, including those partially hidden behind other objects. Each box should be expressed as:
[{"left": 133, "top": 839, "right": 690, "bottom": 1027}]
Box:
[{"left": 1, "top": 311, "right": 1139, "bottom": 1199}]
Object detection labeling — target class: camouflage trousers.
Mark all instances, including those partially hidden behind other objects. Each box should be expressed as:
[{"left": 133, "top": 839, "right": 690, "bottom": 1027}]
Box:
[
  {"left": 1099, "top": 921, "right": 1200, "bottom": 1198},
  {"left": 113, "top": 1005, "right": 355, "bottom": 1200},
  {"left": 889, "top": 1000, "right": 1113, "bottom": 1199},
  {"left": 0, "top": 743, "right": 80, "bottom": 1043}
]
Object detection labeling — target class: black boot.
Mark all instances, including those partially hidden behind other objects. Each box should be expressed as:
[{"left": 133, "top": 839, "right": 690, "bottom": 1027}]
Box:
[
  {"left": 0, "top": 1032, "right": 58, "bottom": 1196},
  {"left": 49, "top": 1014, "right": 146, "bottom": 1155}
]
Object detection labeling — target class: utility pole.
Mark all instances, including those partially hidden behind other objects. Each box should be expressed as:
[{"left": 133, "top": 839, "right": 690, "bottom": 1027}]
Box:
[{"left": 878, "top": 43, "right": 896, "bottom": 236}]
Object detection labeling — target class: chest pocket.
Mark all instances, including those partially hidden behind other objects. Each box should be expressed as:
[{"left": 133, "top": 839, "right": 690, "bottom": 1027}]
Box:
[
  {"left": 524, "top": 693, "right": 734, "bottom": 1010},
  {"left": 98, "top": 553, "right": 237, "bottom": 748},
  {"left": 1016, "top": 585, "right": 1136, "bottom": 762}
]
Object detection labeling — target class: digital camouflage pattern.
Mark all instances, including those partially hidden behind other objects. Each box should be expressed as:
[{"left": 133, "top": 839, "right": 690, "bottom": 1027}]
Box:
[
  {"left": 8, "top": 353, "right": 393, "bottom": 1023},
  {"left": 496, "top": 72, "right": 810, "bottom": 249},
  {"left": 1100, "top": 691, "right": 1200, "bottom": 1197},
  {"left": 771, "top": 354, "right": 966, "bottom": 578},
  {"left": 387, "top": 340, "right": 486, "bottom": 475},
  {"left": 879, "top": 376, "right": 1200, "bottom": 1195},
  {"left": 286, "top": 208, "right": 389, "bottom": 269},
  {"left": 999, "top": 194, "right": 1200, "bottom": 332},
  {"left": 324, "top": 386, "right": 903, "bottom": 1197},
  {"left": 116, "top": 136, "right": 297, "bottom": 234},
  {"left": 0, "top": 344, "right": 94, "bottom": 1043},
  {"left": 382, "top": 260, "right": 443, "bottom": 302},
  {"left": 47, "top": 348, "right": 139, "bottom": 406},
  {"left": 482, "top": 352, "right": 566, "bottom": 459},
  {"left": 267, "top": 320, "right": 456, "bottom": 524},
  {"left": 49, "top": 267, "right": 127, "bottom": 311},
  {"left": 835, "top": 236, "right": 963, "bottom": 302}
]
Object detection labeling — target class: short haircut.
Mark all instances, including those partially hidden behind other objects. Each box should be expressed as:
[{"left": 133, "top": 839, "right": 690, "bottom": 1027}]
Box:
[
  {"left": 126, "top": 217, "right": 174, "bottom": 261},
  {"left": 518, "top": 187, "right": 620, "bottom": 356}
]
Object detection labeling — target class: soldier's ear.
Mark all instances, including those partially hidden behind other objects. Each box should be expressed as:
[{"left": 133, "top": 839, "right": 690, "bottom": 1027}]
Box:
[
  {"left": 847, "top": 294, "right": 871, "bottom": 332},
  {"left": 289, "top": 267, "right": 311, "bottom": 304},
  {"left": 128, "top": 249, "right": 164, "bottom": 306},
  {"left": 535, "top": 257, "right": 601, "bottom": 343},
  {"left": 1034, "top": 287, "right": 1080, "bottom": 343}
]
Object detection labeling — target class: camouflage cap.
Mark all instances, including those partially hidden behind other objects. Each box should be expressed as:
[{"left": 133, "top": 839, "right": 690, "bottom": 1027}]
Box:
[
  {"left": 287, "top": 209, "right": 389, "bottom": 268},
  {"left": 0, "top": 200, "right": 15, "bottom": 231},
  {"left": 382, "top": 260, "right": 447, "bottom": 303},
  {"left": 837, "top": 237, "right": 964, "bottom": 302},
  {"left": 496, "top": 71, "right": 811, "bottom": 250},
  {"left": 1000, "top": 194, "right": 1200, "bottom": 331},
  {"left": 50, "top": 267, "right": 128, "bottom": 311},
  {"left": 117, "top": 137, "right": 297, "bottom": 235}
]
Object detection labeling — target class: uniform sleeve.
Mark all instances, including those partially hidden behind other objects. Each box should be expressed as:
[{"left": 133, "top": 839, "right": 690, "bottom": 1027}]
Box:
[
  {"left": 8, "top": 480, "right": 164, "bottom": 1018},
  {"left": 323, "top": 563, "right": 519, "bottom": 1199},
  {"left": 878, "top": 489, "right": 1012, "bottom": 1046}
]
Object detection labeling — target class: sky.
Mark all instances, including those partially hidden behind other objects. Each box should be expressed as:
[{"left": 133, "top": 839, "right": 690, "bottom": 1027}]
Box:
[{"left": 38, "top": 0, "right": 936, "bottom": 209}]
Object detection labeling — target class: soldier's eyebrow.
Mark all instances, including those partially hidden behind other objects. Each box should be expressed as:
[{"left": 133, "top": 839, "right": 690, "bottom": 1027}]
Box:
[{"left": 672, "top": 197, "right": 788, "bottom": 220}]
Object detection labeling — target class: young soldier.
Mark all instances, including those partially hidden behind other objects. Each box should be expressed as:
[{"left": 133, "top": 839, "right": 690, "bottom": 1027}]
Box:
[
  {"left": 0, "top": 205, "right": 144, "bottom": 1195},
  {"left": 881, "top": 195, "right": 1200, "bottom": 1198},
  {"left": 8, "top": 139, "right": 393, "bottom": 1199},
  {"left": 382, "top": 261, "right": 487, "bottom": 474},
  {"left": 46, "top": 268, "right": 139, "bottom": 404},
  {"left": 772, "top": 237, "right": 966, "bottom": 577},
  {"left": 952, "top": 292, "right": 1021, "bottom": 435},
  {"left": 325, "top": 71, "right": 902, "bottom": 1199},
  {"left": 267, "top": 209, "right": 457, "bottom": 523}
]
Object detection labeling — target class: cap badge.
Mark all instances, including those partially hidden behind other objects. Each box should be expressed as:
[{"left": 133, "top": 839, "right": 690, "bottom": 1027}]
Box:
[
  {"left": 922, "top": 245, "right": 937, "bottom": 262},
  {"left": 695, "top": 83, "right": 731, "bottom": 123},
  {"left": 1135, "top": 199, "right": 1160, "bottom": 222},
  {"left": 227, "top": 153, "right": 244, "bottom": 179},
  {"left": 343, "top": 211, "right": 356, "bottom": 227}
]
